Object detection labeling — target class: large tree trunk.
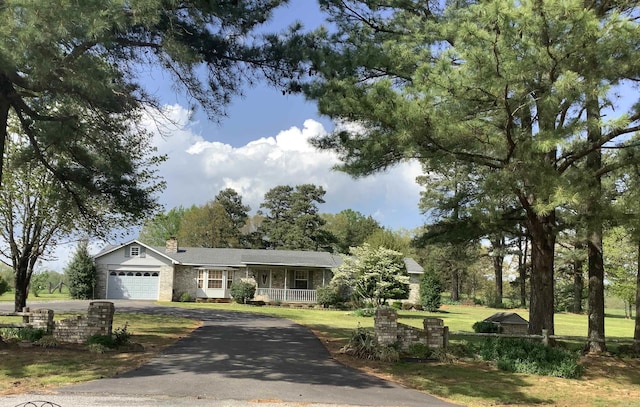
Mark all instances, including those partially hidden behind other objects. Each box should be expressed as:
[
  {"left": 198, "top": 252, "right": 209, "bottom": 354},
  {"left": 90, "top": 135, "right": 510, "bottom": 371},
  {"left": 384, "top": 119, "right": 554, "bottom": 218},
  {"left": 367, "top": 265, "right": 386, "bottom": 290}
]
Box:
[
  {"left": 527, "top": 212, "right": 556, "bottom": 336},
  {"left": 573, "top": 245, "right": 584, "bottom": 314},
  {"left": 13, "top": 263, "right": 29, "bottom": 312},
  {"left": 517, "top": 229, "right": 528, "bottom": 308},
  {"left": 451, "top": 269, "right": 460, "bottom": 302},
  {"left": 634, "top": 240, "right": 640, "bottom": 351},
  {"left": 491, "top": 237, "right": 504, "bottom": 306},
  {"left": 585, "top": 92, "right": 606, "bottom": 353}
]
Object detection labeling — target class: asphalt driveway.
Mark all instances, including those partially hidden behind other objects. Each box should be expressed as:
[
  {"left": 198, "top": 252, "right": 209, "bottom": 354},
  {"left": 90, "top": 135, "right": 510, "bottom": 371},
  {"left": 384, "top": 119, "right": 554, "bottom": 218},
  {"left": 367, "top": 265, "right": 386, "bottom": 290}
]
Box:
[{"left": 0, "top": 301, "right": 460, "bottom": 407}]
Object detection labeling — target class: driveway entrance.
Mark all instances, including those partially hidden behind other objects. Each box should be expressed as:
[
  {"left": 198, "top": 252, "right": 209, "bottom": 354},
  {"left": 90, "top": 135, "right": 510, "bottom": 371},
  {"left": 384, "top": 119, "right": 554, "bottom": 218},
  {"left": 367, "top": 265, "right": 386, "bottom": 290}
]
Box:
[{"left": 0, "top": 301, "right": 460, "bottom": 407}]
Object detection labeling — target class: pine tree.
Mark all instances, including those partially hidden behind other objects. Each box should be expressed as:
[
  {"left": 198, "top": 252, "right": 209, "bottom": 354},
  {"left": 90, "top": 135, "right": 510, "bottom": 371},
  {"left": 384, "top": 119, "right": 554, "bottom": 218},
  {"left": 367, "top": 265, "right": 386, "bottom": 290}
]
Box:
[{"left": 66, "top": 241, "right": 97, "bottom": 300}]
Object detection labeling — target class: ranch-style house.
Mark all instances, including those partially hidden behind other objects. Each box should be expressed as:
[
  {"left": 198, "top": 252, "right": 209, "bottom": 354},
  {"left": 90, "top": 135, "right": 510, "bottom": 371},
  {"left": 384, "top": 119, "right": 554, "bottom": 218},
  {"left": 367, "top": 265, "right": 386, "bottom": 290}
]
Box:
[{"left": 93, "top": 238, "right": 424, "bottom": 303}]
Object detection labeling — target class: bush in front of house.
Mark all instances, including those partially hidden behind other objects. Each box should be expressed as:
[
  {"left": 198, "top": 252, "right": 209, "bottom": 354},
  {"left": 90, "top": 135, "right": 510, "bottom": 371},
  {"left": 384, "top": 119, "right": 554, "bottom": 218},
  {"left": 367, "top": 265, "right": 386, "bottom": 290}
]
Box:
[
  {"left": 316, "top": 284, "right": 349, "bottom": 308},
  {"left": 472, "top": 321, "right": 502, "bottom": 333},
  {"left": 230, "top": 281, "right": 256, "bottom": 304},
  {"left": 479, "top": 337, "right": 583, "bottom": 378}
]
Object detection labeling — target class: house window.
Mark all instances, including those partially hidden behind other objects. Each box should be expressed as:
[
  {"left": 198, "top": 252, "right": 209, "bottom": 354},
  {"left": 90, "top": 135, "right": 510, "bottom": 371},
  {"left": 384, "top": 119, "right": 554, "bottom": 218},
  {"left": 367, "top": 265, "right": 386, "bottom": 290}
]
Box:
[
  {"left": 294, "top": 270, "right": 308, "bottom": 289},
  {"left": 197, "top": 270, "right": 205, "bottom": 289},
  {"left": 226, "top": 272, "right": 233, "bottom": 289},
  {"left": 130, "top": 246, "right": 140, "bottom": 257},
  {"left": 208, "top": 270, "right": 223, "bottom": 289}
]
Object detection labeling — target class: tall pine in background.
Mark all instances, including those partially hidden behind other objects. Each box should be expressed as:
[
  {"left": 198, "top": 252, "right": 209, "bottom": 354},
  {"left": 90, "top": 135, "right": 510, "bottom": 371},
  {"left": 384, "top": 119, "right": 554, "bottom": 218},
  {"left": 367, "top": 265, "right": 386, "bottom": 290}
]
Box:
[{"left": 65, "top": 241, "right": 96, "bottom": 300}]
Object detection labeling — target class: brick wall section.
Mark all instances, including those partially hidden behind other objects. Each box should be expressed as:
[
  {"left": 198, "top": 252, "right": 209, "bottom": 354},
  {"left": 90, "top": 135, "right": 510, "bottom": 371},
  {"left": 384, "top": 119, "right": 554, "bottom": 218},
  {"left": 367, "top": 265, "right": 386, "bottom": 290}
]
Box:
[
  {"left": 374, "top": 307, "right": 448, "bottom": 350},
  {"left": 53, "top": 301, "right": 115, "bottom": 344},
  {"left": 29, "top": 309, "right": 54, "bottom": 334},
  {"left": 396, "top": 323, "right": 429, "bottom": 351}
]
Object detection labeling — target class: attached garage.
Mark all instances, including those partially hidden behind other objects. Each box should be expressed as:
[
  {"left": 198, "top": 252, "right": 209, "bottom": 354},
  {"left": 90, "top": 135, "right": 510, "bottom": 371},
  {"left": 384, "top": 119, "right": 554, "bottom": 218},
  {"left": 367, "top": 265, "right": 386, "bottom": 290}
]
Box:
[{"left": 107, "top": 270, "right": 159, "bottom": 300}]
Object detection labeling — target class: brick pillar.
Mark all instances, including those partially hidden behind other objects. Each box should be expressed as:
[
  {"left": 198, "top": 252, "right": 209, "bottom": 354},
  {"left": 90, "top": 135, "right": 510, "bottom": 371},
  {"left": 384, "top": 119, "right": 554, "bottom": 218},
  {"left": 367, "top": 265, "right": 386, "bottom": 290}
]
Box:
[
  {"left": 374, "top": 307, "right": 398, "bottom": 346},
  {"left": 29, "top": 309, "right": 54, "bottom": 334},
  {"left": 424, "top": 317, "right": 448, "bottom": 348},
  {"left": 87, "top": 301, "right": 115, "bottom": 336}
]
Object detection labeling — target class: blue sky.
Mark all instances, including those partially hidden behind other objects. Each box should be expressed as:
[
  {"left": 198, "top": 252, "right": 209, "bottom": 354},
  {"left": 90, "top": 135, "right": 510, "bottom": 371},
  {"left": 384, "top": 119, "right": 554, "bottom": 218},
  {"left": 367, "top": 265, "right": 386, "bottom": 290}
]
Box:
[
  {"left": 41, "top": 2, "right": 426, "bottom": 272},
  {"left": 137, "top": 0, "right": 426, "bottom": 231}
]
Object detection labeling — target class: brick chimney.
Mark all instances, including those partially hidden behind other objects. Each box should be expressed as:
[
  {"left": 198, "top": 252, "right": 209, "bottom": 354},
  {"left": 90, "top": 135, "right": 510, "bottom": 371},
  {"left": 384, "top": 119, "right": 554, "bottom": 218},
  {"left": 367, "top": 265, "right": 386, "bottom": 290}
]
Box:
[{"left": 166, "top": 237, "right": 178, "bottom": 253}]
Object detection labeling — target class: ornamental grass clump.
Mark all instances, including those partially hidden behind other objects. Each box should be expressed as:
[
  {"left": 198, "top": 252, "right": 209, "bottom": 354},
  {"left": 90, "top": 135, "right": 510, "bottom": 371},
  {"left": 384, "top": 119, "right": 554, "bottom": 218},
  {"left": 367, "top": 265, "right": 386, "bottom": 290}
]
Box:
[
  {"left": 480, "top": 338, "right": 583, "bottom": 379},
  {"left": 340, "top": 327, "right": 399, "bottom": 362}
]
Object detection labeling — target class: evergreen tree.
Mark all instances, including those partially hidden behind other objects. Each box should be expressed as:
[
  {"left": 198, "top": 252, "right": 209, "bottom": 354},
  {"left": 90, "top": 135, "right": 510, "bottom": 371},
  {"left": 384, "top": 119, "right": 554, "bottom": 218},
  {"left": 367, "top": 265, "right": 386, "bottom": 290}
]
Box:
[
  {"left": 419, "top": 267, "right": 444, "bottom": 312},
  {"left": 322, "top": 209, "right": 381, "bottom": 254},
  {"left": 259, "top": 184, "right": 336, "bottom": 251},
  {"left": 138, "top": 207, "right": 186, "bottom": 246},
  {"left": 66, "top": 241, "right": 97, "bottom": 300},
  {"left": 298, "top": 0, "right": 640, "bottom": 348},
  {"left": 0, "top": 0, "right": 303, "bottom": 227}
]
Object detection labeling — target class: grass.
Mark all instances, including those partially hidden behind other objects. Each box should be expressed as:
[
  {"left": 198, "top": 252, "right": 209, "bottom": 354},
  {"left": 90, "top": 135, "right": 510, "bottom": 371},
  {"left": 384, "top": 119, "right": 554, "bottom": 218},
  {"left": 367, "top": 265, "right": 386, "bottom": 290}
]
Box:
[
  {"left": 0, "top": 299, "right": 638, "bottom": 406},
  {"left": 163, "top": 301, "right": 640, "bottom": 407},
  {"left": 0, "top": 311, "right": 200, "bottom": 395},
  {"left": 0, "top": 290, "right": 71, "bottom": 303}
]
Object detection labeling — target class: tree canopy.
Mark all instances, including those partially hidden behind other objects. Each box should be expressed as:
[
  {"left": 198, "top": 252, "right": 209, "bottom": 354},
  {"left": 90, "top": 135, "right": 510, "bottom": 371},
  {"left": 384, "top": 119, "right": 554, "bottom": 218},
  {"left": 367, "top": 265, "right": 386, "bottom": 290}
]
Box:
[
  {"left": 331, "top": 243, "right": 409, "bottom": 306},
  {"left": 0, "top": 0, "right": 301, "bottom": 231},
  {"left": 259, "top": 184, "right": 336, "bottom": 251},
  {"left": 297, "top": 0, "right": 640, "bottom": 348}
]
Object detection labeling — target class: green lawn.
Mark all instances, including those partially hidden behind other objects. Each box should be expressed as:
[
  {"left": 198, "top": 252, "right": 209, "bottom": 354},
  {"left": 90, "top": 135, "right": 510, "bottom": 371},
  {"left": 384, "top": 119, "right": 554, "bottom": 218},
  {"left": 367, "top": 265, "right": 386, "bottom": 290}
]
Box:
[
  {"left": 0, "top": 290, "right": 71, "bottom": 303},
  {"left": 0, "top": 311, "right": 200, "bottom": 395},
  {"left": 164, "top": 301, "right": 640, "bottom": 407},
  {"left": 1, "top": 297, "right": 638, "bottom": 405}
]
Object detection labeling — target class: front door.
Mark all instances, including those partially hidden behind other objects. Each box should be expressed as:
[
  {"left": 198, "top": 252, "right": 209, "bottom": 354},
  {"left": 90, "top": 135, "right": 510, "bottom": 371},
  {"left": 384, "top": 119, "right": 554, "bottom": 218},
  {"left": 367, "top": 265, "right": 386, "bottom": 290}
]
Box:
[{"left": 196, "top": 269, "right": 232, "bottom": 298}]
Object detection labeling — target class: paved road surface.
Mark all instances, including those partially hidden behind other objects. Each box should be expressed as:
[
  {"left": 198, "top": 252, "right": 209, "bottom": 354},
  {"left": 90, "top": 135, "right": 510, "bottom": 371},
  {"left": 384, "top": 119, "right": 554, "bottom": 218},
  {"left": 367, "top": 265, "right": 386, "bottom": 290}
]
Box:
[{"left": 0, "top": 300, "right": 461, "bottom": 407}]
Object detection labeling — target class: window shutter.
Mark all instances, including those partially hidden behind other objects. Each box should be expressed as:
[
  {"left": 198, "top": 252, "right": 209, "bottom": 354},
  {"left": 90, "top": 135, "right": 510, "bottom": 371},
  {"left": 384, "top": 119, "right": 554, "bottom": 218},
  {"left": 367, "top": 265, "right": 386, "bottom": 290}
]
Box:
[
  {"left": 124, "top": 247, "right": 130, "bottom": 257},
  {"left": 140, "top": 247, "right": 146, "bottom": 258}
]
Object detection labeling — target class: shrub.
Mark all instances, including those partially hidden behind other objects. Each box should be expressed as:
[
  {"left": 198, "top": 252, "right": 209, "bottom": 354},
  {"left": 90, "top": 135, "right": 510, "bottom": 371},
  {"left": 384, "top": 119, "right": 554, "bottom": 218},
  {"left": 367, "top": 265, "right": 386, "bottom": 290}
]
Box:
[
  {"left": 480, "top": 338, "right": 583, "bottom": 378},
  {"left": 87, "top": 334, "right": 116, "bottom": 348},
  {"left": 401, "top": 302, "right": 414, "bottom": 310},
  {"left": 113, "top": 323, "right": 132, "bottom": 347},
  {"left": 178, "top": 292, "right": 194, "bottom": 302},
  {"left": 406, "top": 343, "right": 432, "bottom": 359},
  {"left": 391, "top": 301, "right": 403, "bottom": 310},
  {"left": 229, "top": 281, "right": 256, "bottom": 304},
  {"left": 353, "top": 308, "right": 376, "bottom": 317},
  {"left": 317, "top": 286, "right": 341, "bottom": 308},
  {"left": 340, "top": 327, "right": 399, "bottom": 362},
  {"left": 36, "top": 335, "right": 58, "bottom": 348},
  {"left": 472, "top": 321, "right": 502, "bottom": 333},
  {"left": 0, "top": 327, "right": 45, "bottom": 342}
]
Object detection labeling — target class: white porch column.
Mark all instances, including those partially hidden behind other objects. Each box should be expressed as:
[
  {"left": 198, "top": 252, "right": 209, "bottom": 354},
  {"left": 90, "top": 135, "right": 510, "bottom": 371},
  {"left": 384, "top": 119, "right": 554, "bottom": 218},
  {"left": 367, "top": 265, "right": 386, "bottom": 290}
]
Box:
[{"left": 284, "top": 268, "right": 288, "bottom": 301}]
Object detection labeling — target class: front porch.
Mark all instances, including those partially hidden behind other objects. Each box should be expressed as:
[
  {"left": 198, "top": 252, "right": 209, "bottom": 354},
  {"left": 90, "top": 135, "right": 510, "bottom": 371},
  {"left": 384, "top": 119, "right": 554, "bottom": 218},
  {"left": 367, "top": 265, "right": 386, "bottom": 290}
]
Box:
[
  {"left": 251, "top": 266, "right": 330, "bottom": 303},
  {"left": 255, "top": 288, "right": 317, "bottom": 303}
]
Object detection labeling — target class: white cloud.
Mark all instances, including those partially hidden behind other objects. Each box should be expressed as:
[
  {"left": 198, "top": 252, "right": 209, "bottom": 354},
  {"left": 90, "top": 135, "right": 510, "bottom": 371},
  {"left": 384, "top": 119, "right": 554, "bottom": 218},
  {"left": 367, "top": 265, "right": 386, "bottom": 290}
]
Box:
[
  {"left": 146, "top": 105, "right": 424, "bottom": 231},
  {"left": 41, "top": 104, "right": 426, "bottom": 272}
]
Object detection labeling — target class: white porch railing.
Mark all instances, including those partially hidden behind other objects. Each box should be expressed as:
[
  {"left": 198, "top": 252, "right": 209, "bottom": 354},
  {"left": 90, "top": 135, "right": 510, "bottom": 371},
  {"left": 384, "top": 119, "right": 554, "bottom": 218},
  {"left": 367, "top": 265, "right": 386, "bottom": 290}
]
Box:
[{"left": 256, "top": 288, "right": 317, "bottom": 303}]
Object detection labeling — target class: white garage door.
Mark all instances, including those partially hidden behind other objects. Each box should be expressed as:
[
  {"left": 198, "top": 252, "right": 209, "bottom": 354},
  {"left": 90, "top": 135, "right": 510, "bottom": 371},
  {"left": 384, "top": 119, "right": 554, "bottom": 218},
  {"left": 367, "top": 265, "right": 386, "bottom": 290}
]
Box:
[{"left": 107, "top": 271, "right": 159, "bottom": 300}]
